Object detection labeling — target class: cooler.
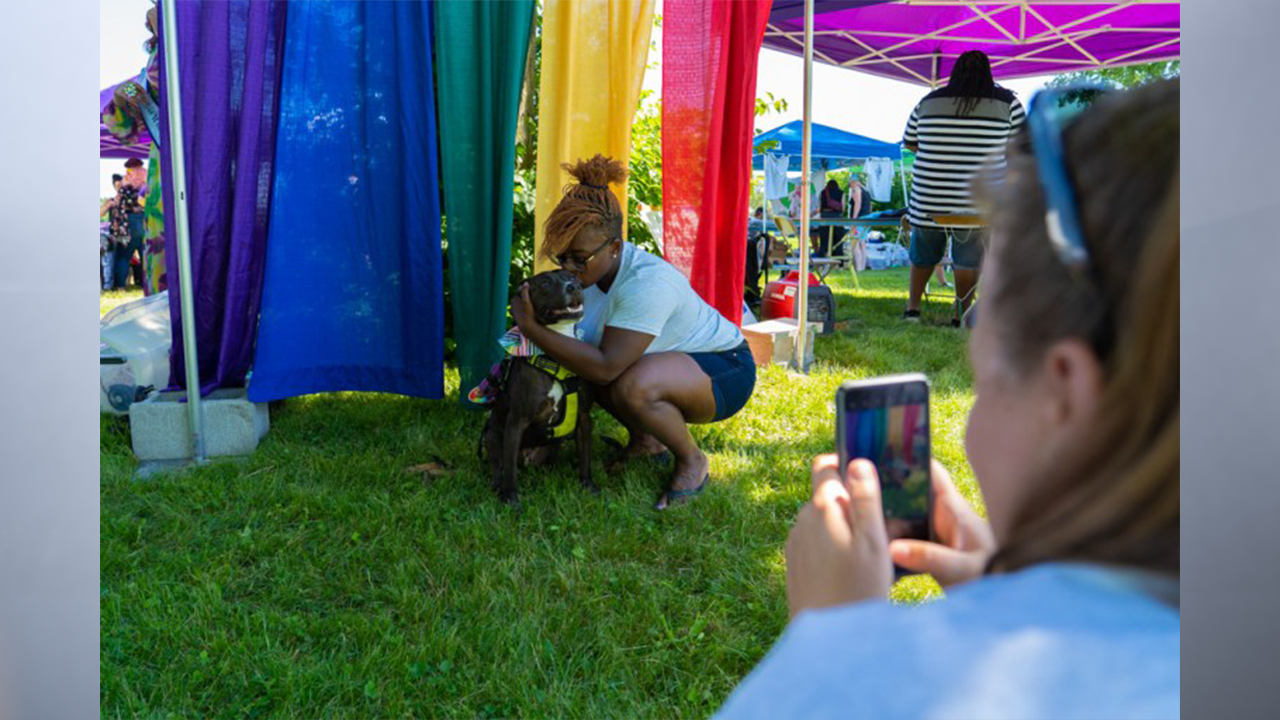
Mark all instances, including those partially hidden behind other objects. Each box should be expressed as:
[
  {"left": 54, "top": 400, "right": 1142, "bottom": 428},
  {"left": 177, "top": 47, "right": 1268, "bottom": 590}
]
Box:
[{"left": 761, "top": 271, "right": 836, "bottom": 334}]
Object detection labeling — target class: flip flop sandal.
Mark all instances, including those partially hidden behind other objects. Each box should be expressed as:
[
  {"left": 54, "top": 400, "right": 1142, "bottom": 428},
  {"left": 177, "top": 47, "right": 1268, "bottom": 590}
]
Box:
[
  {"left": 655, "top": 474, "right": 709, "bottom": 511},
  {"left": 601, "top": 436, "right": 672, "bottom": 468}
]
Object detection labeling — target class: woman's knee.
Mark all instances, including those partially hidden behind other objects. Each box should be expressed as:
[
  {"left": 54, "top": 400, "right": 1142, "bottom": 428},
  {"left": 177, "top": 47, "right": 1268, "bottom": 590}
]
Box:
[{"left": 610, "top": 365, "right": 662, "bottom": 414}]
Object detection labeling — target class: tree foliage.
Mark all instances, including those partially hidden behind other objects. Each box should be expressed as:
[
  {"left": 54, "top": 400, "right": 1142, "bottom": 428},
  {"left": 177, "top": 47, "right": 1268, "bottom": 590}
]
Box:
[{"left": 1047, "top": 60, "right": 1179, "bottom": 90}]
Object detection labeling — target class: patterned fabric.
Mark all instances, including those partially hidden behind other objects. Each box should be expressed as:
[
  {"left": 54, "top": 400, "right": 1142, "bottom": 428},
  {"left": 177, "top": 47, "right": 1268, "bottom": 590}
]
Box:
[
  {"left": 104, "top": 45, "right": 166, "bottom": 296},
  {"left": 142, "top": 143, "right": 166, "bottom": 295},
  {"left": 107, "top": 187, "right": 141, "bottom": 247}
]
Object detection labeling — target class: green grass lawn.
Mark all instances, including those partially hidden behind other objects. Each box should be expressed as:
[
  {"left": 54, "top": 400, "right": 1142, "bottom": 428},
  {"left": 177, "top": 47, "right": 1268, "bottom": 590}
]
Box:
[
  {"left": 101, "top": 287, "right": 145, "bottom": 318},
  {"left": 100, "top": 268, "right": 980, "bottom": 718}
]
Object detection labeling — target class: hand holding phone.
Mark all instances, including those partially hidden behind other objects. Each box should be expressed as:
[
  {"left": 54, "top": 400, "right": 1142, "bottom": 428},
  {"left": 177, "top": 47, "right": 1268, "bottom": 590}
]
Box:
[
  {"left": 888, "top": 459, "right": 996, "bottom": 587},
  {"left": 837, "top": 374, "right": 934, "bottom": 574}
]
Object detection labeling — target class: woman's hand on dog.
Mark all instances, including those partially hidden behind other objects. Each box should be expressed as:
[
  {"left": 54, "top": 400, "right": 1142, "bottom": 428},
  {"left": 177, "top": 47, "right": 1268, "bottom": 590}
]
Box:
[
  {"left": 510, "top": 284, "right": 538, "bottom": 334},
  {"left": 785, "top": 456, "right": 893, "bottom": 619}
]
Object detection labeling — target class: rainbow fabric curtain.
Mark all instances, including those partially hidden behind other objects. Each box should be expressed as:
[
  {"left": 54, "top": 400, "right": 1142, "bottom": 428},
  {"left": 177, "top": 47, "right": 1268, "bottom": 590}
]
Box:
[
  {"left": 434, "top": 0, "right": 536, "bottom": 406},
  {"left": 662, "top": 0, "right": 771, "bottom": 326},
  {"left": 156, "top": 0, "right": 288, "bottom": 394},
  {"left": 533, "top": 0, "right": 655, "bottom": 273},
  {"left": 249, "top": 0, "right": 445, "bottom": 401}
]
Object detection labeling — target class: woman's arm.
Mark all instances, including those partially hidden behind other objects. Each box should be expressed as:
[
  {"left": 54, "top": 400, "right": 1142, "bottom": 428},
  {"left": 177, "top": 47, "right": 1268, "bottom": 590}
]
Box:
[
  {"left": 511, "top": 286, "right": 654, "bottom": 385},
  {"left": 851, "top": 184, "right": 862, "bottom": 219}
]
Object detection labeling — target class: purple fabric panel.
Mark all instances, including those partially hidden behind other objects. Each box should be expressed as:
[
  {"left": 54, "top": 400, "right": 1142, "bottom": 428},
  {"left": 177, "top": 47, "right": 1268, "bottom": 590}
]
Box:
[
  {"left": 157, "top": 0, "right": 287, "bottom": 395},
  {"left": 764, "top": 1, "right": 1180, "bottom": 85}
]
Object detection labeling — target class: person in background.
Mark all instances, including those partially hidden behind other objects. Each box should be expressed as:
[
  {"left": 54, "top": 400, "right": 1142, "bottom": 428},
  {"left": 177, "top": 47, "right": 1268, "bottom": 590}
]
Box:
[
  {"left": 123, "top": 158, "right": 147, "bottom": 288},
  {"left": 845, "top": 174, "right": 872, "bottom": 271},
  {"left": 901, "top": 49, "right": 1024, "bottom": 324},
  {"left": 123, "top": 156, "right": 147, "bottom": 191},
  {"left": 816, "top": 179, "right": 846, "bottom": 258},
  {"left": 717, "top": 80, "right": 1179, "bottom": 719},
  {"left": 106, "top": 174, "right": 141, "bottom": 289},
  {"left": 101, "top": 174, "right": 124, "bottom": 291}
]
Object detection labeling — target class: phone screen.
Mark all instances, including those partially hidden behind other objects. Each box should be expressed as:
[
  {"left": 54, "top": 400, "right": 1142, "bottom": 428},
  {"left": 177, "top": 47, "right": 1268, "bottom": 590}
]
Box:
[{"left": 839, "top": 378, "right": 931, "bottom": 542}]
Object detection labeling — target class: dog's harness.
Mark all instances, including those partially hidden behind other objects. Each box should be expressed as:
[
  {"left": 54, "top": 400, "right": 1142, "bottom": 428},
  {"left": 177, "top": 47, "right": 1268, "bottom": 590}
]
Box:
[
  {"left": 471, "top": 324, "right": 582, "bottom": 442},
  {"left": 522, "top": 354, "right": 580, "bottom": 440}
]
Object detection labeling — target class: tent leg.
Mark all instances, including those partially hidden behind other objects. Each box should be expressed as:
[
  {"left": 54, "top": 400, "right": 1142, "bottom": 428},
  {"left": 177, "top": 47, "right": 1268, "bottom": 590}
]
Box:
[
  {"left": 161, "top": 0, "right": 206, "bottom": 464},
  {"left": 793, "top": 0, "right": 813, "bottom": 373}
]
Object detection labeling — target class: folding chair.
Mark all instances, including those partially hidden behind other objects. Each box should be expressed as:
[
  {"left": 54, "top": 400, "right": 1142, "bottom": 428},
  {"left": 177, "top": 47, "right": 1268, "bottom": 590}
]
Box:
[{"left": 770, "top": 215, "right": 800, "bottom": 279}]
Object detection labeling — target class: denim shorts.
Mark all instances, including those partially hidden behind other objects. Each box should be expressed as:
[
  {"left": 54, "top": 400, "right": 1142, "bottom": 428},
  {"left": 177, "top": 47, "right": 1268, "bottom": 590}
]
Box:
[
  {"left": 688, "top": 341, "right": 756, "bottom": 422},
  {"left": 909, "top": 226, "right": 988, "bottom": 270}
]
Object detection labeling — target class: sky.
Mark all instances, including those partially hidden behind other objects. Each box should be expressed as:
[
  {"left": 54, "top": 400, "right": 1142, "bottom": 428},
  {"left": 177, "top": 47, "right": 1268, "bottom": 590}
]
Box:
[
  {"left": 99, "top": 0, "right": 1054, "bottom": 198},
  {"left": 99, "top": 0, "right": 153, "bottom": 198}
]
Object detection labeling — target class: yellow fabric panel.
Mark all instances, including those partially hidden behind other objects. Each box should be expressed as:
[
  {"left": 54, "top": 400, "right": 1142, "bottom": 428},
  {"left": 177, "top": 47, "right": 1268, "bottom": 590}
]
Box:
[
  {"left": 534, "top": 0, "right": 655, "bottom": 273},
  {"left": 886, "top": 405, "right": 904, "bottom": 463}
]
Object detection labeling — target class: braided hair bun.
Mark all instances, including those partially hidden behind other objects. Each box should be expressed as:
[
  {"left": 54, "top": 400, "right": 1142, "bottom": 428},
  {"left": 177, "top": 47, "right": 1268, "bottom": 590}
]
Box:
[{"left": 543, "top": 154, "right": 628, "bottom": 261}]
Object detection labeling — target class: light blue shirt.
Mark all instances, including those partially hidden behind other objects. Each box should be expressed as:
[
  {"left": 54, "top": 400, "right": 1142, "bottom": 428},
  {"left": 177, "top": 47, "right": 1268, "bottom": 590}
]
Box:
[
  {"left": 577, "top": 242, "right": 744, "bottom": 354},
  {"left": 715, "top": 563, "right": 1180, "bottom": 720}
]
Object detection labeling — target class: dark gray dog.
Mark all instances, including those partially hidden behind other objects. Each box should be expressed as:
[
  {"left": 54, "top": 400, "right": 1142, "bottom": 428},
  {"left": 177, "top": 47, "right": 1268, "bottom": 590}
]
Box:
[{"left": 480, "top": 270, "right": 597, "bottom": 506}]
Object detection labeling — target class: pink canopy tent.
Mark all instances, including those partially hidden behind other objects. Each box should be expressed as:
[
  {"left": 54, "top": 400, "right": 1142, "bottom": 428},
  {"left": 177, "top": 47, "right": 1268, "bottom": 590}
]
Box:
[
  {"left": 100, "top": 80, "right": 152, "bottom": 160},
  {"left": 764, "top": 1, "right": 1180, "bottom": 87},
  {"left": 765, "top": 1, "right": 1180, "bottom": 371}
]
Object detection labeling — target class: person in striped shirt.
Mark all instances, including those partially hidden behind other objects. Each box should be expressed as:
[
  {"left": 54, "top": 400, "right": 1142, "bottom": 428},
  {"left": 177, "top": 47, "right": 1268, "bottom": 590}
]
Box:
[{"left": 902, "top": 50, "right": 1025, "bottom": 323}]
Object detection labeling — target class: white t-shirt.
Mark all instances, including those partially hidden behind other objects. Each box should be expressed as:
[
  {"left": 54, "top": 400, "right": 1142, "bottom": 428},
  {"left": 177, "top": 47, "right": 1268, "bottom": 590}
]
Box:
[
  {"left": 577, "top": 242, "right": 744, "bottom": 354},
  {"left": 715, "top": 563, "right": 1180, "bottom": 720}
]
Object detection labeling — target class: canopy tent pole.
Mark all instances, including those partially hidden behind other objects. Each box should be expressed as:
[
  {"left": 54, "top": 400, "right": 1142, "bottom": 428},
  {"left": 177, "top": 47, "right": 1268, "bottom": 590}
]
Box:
[
  {"left": 160, "top": 0, "right": 206, "bottom": 464},
  {"left": 899, "top": 143, "right": 910, "bottom": 225},
  {"left": 793, "top": 0, "right": 813, "bottom": 373}
]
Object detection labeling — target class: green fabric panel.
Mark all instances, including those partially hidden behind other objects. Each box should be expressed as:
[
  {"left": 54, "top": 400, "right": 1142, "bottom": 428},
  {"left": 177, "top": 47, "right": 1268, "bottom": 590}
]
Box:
[{"left": 433, "top": 0, "right": 536, "bottom": 407}]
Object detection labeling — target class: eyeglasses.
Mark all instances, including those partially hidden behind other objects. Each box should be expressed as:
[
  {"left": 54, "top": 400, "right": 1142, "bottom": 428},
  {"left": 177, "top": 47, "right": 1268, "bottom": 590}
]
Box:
[
  {"left": 555, "top": 236, "right": 616, "bottom": 271},
  {"left": 1026, "top": 85, "right": 1111, "bottom": 276}
]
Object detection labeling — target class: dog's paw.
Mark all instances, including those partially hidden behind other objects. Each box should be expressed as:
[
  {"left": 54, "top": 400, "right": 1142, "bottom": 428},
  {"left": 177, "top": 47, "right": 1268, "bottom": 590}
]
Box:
[
  {"left": 580, "top": 478, "right": 602, "bottom": 496},
  {"left": 499, "top": 490, "right": 521, "bottom": 509}
]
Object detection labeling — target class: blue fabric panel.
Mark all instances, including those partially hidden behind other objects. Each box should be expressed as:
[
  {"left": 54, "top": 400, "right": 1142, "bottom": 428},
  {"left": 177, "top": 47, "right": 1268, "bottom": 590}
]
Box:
[{"left": 249, "top": 0, "right": 444, "bottom": 401}]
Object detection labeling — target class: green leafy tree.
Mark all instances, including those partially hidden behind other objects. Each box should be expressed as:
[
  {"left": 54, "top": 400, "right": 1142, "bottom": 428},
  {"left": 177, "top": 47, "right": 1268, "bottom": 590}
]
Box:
[{"left": 1048, "top": 60, "right": 1179, "bottom": 89}]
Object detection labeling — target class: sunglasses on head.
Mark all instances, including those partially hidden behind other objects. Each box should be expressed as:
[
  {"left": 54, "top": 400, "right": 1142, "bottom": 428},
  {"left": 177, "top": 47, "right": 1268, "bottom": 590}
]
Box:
[{"left": 1026, "top": 84, "right": 1112, "bottom": 277}]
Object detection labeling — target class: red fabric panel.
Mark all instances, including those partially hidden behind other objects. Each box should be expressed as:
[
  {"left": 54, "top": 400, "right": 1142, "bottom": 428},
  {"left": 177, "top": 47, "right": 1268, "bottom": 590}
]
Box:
[{"left": 662, "top": 0, "right": 772, "bottom": 327}]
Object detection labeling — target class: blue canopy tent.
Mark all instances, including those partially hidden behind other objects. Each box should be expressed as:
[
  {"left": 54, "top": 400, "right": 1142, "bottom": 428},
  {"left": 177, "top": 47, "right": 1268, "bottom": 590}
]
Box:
[{"left": 752, "top": 119, "right": 901, "bottom": 170}]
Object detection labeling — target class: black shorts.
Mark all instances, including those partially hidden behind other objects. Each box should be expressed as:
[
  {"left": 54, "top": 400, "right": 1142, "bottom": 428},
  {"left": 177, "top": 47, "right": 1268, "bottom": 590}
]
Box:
[{"left": 688, "top": 341, "right": 756, "bottom": 422}]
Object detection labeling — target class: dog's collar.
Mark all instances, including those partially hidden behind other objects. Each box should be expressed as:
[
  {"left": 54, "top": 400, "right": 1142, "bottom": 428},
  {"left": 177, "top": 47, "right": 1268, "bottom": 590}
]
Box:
[{"left": 546, "top": 319, "right": 578, "bottom": 338}]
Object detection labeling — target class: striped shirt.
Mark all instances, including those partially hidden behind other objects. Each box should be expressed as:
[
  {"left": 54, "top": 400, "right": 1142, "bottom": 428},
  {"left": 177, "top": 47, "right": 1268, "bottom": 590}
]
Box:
[{"left": 903, "top": 86, "right": 1025, "bottom": 228}]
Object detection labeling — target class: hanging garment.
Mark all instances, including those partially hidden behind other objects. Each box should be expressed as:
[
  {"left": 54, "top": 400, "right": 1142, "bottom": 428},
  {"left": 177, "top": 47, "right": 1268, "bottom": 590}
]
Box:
[
  {"left": 864, "top": 157, "right": 895, "bottom": 202},
  {"left": 156, "top": 0, "right": 287, "bottom": 394},
  {"left": 435, "top": 0, "right": 536, "bottom": 405},
  {"left": 249, "top": 0, "right": 445, "bottom": 401},
  {"left": 663, "top": 0, "right": 772, "bottom": 327},
  {"left": 534, "top": 0, "right": 655, "bottom": 273},
  {"left": 764, "top": 153, "right": 790, "bottom": 201}
]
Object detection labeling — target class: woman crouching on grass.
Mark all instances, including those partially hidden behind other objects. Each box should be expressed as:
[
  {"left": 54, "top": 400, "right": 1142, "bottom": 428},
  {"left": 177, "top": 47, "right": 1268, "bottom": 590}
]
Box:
[
  {"left": 510, "top": 155, "right": 755, "bottom": 510},
  {"left": 718, "top": 80, "right": 1180, "bottom": 719}
]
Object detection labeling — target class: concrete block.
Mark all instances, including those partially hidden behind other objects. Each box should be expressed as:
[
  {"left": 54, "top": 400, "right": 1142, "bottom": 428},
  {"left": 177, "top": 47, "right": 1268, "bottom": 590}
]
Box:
[
  {"left": 129, "top": 388, "right": 269, "bottom": 461},
  {"left": 742, "top": 318, "right": 818, "bottom": 368}
]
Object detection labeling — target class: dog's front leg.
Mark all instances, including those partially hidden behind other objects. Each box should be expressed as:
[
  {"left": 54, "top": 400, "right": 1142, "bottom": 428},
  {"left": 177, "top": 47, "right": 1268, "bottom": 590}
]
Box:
[
  {"left": 576, "top": 391, "right": 599, "bottom": 495},
  {"left": 499, "top": 413, "right": 530, "bottom": 507},
  {"left": 484, "top": 410, "right": 504, "bottom": 491}
]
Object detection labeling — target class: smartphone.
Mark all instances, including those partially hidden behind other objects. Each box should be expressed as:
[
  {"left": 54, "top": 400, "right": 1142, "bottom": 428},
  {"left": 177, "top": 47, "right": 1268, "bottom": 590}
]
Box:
[{"left": 836, "top": 374, "right": 934, "bottom": 567}]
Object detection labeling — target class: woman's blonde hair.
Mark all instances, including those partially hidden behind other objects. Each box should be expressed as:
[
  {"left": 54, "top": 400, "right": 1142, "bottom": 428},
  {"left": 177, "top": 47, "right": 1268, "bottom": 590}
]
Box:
[{"left": 982, "top": 79, "right": 1179, "bottom": 578}]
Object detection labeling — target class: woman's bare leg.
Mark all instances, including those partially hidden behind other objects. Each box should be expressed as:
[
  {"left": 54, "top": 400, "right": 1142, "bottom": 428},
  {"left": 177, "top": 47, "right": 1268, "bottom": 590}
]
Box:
[
  {"left": 607, "top": 353, "right": 717, "bottom": 503},
  {"left": 591, "top": 386, "right": 668, "bottom": 464}
]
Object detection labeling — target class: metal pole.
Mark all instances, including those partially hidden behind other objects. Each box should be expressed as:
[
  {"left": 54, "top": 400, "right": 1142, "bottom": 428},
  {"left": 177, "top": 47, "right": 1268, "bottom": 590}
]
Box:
[
  {"left": 161, "top": 0, "right": 206, "bottom": 464},
  {"left": 899, "top": 143, "right": 911, "bottom": 221},
  {"left": 793, "top": 0, "right": 814, "bottom": 373}
]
